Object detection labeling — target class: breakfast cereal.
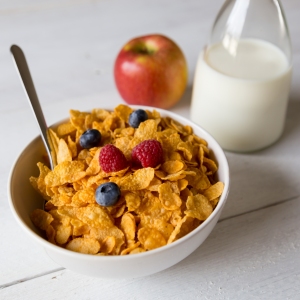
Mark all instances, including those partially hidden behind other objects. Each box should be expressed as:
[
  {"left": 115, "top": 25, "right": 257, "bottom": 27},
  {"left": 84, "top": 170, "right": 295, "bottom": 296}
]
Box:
[{"left": 30, "top": 104, "right": 224, "bottom": 255}]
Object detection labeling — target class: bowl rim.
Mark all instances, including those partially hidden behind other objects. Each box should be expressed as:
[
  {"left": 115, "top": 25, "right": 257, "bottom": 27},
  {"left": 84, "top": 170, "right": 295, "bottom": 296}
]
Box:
[{"left": 7, "top": 105, "right": 230, "bottom": 261}]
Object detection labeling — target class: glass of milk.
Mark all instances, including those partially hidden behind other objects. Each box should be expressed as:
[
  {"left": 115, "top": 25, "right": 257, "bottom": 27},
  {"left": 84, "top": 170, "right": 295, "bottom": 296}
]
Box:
[{"left": 190, "top": 0, "right": 292, "bottom": 152}]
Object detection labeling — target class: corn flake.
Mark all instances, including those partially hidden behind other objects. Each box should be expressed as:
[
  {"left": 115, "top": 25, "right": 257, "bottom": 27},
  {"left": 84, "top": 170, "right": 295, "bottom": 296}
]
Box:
[{"left": 66, "top": 237, "right": 100, "bottom": 254}]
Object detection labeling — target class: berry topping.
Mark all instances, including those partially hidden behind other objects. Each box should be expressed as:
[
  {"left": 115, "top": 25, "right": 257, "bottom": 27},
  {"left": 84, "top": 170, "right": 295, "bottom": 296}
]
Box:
[
  {"left": 79, "top": 129, "right": 101, "bottom": 149},
  {"left": 99, "top": 144, "right": 128, "bottom": 173},
  {"left": 95, "top": 182, "right": 121, "bottom": 207},
  {"left": 132, "top": 139, "right": 163, "bottom": 168},
  {"left": 128, "top": 109, "right": 148, "bottom": 128}
]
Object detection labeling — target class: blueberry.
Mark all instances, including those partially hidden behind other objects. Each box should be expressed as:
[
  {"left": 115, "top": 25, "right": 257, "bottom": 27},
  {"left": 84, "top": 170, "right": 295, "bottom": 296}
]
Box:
[
  {"left": 129, "top": 109, "right": 148, "bottom": 128},
  {"left": 95, "top": 182, "right": 121, "bottom": 207},
  {"left": 79, "top": 129, "right": 101, "bottom": 149}
]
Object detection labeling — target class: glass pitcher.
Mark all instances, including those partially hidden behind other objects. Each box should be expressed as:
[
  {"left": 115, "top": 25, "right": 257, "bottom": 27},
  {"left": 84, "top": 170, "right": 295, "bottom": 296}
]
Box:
[{"left": 190, "top": 0, "right": 292, "bottom": 152}]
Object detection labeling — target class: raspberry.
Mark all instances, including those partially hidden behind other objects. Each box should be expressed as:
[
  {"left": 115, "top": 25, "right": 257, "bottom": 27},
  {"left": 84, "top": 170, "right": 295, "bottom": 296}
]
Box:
[
  {"left": 132, "top": 139, "right": 163, "bottom": 168},
  {"left": 99, "top": 144, "right": 128, "bottom": 173}
]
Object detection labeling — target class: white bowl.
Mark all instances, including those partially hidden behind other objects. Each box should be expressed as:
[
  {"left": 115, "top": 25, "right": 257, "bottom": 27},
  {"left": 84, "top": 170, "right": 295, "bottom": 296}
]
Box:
[{"left": 8, "top": 106, "right": 230, "bottom": 279}]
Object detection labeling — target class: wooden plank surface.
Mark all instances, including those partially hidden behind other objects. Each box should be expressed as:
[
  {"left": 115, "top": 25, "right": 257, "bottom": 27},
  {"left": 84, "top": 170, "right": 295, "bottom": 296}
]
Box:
[
  {"left": 1, "top": 0, "right": 299, "bottom": 298},
  {"left": 2, "top": 196, "right": 300, "bottom": 299}
]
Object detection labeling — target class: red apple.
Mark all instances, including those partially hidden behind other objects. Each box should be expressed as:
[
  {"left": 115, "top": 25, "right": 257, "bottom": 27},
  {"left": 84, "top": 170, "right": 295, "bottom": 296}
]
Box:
[{"left": 114, "top": 34, "right": 188, "bottom": 109}]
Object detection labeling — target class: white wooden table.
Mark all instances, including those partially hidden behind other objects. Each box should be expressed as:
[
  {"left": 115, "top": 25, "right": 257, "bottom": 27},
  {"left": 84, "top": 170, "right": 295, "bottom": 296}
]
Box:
[{"left": 1, "top": 0, "right": 300, "bottom": 299}]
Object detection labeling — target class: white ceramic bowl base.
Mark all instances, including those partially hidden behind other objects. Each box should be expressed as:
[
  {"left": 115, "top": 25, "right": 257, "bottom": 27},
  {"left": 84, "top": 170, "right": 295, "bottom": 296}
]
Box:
[{"left": 8, "top": 106, "right": 230, "bottom": 279}]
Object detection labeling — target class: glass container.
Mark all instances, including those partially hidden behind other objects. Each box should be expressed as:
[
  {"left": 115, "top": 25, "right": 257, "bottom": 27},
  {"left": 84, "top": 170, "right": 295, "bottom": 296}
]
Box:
[{"left": 190, "top": 0, "right": 292, "bottom": 152}]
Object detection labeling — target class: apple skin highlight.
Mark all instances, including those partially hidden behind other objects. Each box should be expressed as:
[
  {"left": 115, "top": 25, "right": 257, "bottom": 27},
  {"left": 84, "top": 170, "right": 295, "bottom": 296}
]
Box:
[{"left": 114, "top": 34, "right": 188, "bottom": 109}]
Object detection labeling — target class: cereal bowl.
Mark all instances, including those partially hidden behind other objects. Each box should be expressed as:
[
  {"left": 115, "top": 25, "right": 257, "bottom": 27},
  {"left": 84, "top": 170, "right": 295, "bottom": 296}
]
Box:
[{"left": 8, "top": 105, "right": 230, "bottom": 279}]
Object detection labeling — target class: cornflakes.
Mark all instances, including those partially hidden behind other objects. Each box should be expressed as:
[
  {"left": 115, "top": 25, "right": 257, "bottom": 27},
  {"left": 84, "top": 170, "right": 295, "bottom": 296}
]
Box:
[{"left": 30, "top": 104, "right": 224, "bottom": 255}]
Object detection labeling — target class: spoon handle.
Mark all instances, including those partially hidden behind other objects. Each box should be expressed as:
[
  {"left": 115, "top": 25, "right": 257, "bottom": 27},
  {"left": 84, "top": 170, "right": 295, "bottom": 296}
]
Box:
[{"left": 10, "top": 45, "right": 54, "bottom": 170}]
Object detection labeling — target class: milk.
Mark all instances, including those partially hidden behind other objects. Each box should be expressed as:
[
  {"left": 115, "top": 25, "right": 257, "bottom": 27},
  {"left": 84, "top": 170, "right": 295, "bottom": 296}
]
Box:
[{"left": 190, "top": 39, "right": 292, "bottom": 152}]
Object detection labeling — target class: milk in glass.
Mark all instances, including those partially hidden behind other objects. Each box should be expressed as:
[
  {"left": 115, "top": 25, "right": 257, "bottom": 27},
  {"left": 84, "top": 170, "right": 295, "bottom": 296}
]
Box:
[{"left": 191, "top": 38, "right": 292, "bottom": 152}]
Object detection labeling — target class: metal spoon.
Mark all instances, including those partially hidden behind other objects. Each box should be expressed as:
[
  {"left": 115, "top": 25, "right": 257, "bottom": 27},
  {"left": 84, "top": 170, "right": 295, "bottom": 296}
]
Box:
[{"left": 10, "top": 45, "right": 54, "bottom": 170}]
